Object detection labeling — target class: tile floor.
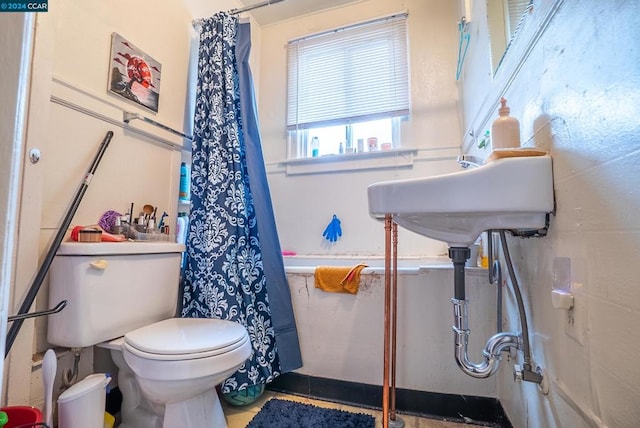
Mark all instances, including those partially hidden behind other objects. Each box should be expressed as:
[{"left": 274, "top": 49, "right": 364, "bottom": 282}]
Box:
[{"left": 223, "top": 390, "right": 473, "bottom": 428}]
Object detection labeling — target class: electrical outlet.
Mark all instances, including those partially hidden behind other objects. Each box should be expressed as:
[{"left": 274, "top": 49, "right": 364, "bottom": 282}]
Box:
[
  {"left": 553, "top": 257, "right": 586, "bottom": 345},
  {"left": 564, "top": 286, "right": 585, "bottom": 345}
]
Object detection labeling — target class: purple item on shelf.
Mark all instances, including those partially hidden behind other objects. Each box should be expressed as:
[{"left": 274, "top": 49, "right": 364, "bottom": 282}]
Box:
[{"left": 99, "top": 210, "right": 122, "bottom": 233}]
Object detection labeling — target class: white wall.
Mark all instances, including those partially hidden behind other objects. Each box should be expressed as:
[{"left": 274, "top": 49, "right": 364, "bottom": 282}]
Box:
[
  {"left": 257, "top": 0, "right": 463, "bottom": 258},
  {"left": 459, "top": 0, "right": 640, "bottom": 426},
  {"left": 4, "top": 0, "right": 201, "bottom": 407}
]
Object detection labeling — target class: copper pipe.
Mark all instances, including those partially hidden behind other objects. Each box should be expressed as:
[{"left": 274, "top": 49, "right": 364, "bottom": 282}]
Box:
[
  {"left": 390, "top": 222, "right": 398, "bottom": 420},
  {"left": 382, "top": 214, "right": 392, "bottom": 428}
]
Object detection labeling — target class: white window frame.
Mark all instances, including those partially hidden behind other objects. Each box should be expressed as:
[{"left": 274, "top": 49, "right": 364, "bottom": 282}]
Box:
[{"left": 286, "top": 13, "right": 410, "bottom": 161}]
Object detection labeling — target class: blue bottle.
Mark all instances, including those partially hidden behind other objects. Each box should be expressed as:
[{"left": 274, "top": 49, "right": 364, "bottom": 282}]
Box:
[{"left": 179, "top": 162, "right": 190, "bottom": 201}]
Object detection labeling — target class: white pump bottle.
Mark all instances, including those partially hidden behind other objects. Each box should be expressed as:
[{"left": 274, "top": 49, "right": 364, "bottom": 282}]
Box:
[{"left": 491, "top": 97, "right": 520, "bottom": 150}]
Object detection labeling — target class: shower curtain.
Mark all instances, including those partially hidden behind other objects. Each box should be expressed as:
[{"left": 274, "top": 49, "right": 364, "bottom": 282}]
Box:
[{"left": 181, "top": 13, "right": 302, "bottom": 394}]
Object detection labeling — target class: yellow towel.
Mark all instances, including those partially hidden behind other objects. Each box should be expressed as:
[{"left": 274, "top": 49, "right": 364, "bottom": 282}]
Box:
[{"left": 314, "top": 264, "right": 368, "bottom": 294}]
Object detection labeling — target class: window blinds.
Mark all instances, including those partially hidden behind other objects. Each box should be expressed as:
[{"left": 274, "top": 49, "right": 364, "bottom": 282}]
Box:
[
  {"left": 287, "top": 14, "right": 409, "bottom": 130},
  {"left": 506, "top": 0, "right": 531, "bottom": 38}
]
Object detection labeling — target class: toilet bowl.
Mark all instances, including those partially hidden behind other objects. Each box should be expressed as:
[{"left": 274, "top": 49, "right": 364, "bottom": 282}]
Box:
[
  {"left": 104, "top": 318, "right": 251, "bottom": 428},
  {"left": 47, "top": 242, "right": 252, "bottom": 428}
]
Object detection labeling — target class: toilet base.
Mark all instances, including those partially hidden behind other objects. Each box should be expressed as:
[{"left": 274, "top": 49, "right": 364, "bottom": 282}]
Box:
[
  {"left": 163, "top": 389, "right": 226, "bottom": 428},
  {"left": 110, "top": 348, "right": 227, "bottom": 428},
  {"left": 117, "top": 389, "right": 226, "bottom": 428}
]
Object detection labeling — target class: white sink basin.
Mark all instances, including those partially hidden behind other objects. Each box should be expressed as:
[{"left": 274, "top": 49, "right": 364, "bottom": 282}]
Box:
[{"left": 368, "top": 154, "right": 554, "bottom": 247}]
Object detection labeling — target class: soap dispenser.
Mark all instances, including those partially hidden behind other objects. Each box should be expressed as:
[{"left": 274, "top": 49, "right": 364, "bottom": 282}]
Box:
[{"left": 491, "top": 97, "right": 520, "bottom": 149}]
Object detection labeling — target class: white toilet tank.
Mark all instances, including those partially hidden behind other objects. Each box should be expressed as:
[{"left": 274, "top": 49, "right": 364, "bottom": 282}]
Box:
[{"left": 47, "top": 241, "right": 185, "bottom": 348}]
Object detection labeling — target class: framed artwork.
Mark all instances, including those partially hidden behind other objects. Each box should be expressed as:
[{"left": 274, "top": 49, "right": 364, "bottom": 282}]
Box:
[{"left": 108, "top": 33, "right": 162, "bottom": 113}]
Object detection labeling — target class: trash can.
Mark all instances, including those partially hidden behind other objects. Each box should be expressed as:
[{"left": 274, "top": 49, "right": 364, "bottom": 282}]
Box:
[
  {"left": 0, "top": 406, "right": 43, "bottom": 428},
  {"left": 58, "top": 374, "right": 111, "bottom": 428}
]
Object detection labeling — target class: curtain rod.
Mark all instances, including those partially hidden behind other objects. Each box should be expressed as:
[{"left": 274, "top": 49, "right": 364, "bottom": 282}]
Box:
[
  {"left": 287, "top": 12, "right": 408, "bottom": 44},
  {"left": 230, "top": 0, "right": 286, "bottom": 15},
  {"left": 192, "top": 0, "right": 286, "bottom": 27}
]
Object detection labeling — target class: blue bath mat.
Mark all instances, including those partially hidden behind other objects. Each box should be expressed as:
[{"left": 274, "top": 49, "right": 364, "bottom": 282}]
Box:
[{"left": 247, "top": 398, "right": 375, "bottom": 428}]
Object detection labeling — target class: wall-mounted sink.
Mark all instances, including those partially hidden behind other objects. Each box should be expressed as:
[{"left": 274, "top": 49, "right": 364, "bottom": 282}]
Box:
[{"left": 368, "top": 153, "right": 554, "bottom": 247}]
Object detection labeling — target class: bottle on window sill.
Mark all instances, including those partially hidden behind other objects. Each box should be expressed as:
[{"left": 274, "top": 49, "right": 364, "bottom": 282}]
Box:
[
  {"left": 311, "top": 136, "right": 319, "bottom": 157},
  {"left": 367, "top": 137, "right": 378, "bottom": 151}
]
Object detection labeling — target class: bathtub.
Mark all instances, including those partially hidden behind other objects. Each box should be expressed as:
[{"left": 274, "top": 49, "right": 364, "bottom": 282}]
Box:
[
  {"left": 282, "top": 254, "right": 452, "bottom": 274},
  {"left": 282, "top": 254, "right": 495, "bottom": 398}
]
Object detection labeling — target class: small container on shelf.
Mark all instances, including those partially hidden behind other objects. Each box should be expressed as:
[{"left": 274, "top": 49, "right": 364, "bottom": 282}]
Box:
[
  {"left": 311, "top": 136, "right": 320, "bottom": 157},
  {"left": 136, "top": 232, "right": 176, "bottom": 242},
  {"left": 179, "top": 162, "right": 190, "bottom": 202},
  {"left": 78, "top": 229, "right": 102, "bottom": 242}
]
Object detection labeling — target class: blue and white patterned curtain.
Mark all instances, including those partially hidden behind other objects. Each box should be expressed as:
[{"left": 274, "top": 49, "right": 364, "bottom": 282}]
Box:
[{"left": 181, "top": 13, "right": 280, "bottom": 393}]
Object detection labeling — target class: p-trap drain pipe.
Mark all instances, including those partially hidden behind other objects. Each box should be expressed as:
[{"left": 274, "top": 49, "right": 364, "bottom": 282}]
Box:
[
  {"left": 448, "top": 246, "right": 522, "bottom": 380},
  {"left": 452, "top": 298, "right": 521, "bottom": 378}
]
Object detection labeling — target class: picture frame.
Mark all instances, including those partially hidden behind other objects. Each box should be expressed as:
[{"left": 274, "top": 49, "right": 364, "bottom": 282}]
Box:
[{"left": 108, "top": 33, "right": 162, "bottom": 113}]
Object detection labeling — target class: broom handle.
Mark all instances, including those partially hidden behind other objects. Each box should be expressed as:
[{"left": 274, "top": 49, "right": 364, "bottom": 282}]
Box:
[{"left": 5, "top": 131, "right": 114, "bottom": 358}]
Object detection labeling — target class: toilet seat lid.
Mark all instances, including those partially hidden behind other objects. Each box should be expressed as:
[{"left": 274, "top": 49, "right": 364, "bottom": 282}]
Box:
[{"left": 124, "top": 318, "right": 248, "bottom": 356}]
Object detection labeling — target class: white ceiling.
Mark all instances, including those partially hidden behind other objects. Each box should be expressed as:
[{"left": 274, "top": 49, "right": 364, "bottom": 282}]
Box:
[{"left": 237, "top": 0, "right": 362, "bottom": 25}]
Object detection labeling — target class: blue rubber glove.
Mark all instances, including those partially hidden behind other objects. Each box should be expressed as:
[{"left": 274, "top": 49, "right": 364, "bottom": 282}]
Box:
[
  {"left": 322, "top": 221, "right": 336, "bottom": 242},
  {"left": 322, "top": 215, "right": 342, "bottom": 242}
]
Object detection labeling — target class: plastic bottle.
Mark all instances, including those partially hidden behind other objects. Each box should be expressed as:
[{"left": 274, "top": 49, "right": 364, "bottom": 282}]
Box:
[
  {"left": 490, "top": 97, "right": 520, "bottom": 150},
  {"left": 179, "top": 162, "right": 190, "bottom": 201},
  {"left": 345, "top": 138, "right": 352, "bottom": 153},
  {"left": 311, "top": 137, "right": 320, "bottom": 157},
  {"left": 480, "top": 232, "right": 489, "bottom": 268},
  {"left": 176, "top": 213, "right": 189, "bottom": 268},
  {"left": 176, "top": 213, "right": 188, "bottom": 245}
]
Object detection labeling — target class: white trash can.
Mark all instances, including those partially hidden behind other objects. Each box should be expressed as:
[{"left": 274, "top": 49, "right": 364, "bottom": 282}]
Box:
[{"left": 58, "top": 373, "right": 111, "bottom": 428}]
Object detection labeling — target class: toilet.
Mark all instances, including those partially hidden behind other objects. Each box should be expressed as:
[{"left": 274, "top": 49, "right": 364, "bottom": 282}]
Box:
[{"left": 47, "top": 241, "right": 252, "bottom": 428}]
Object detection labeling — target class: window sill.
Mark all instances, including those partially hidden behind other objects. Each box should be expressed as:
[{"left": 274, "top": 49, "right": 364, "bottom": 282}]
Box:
[{"left": 282, "top": 148, "right": 417, "bottom": 175}]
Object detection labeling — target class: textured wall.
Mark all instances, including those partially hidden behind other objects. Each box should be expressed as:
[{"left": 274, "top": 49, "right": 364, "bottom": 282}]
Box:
[{"left": 460, "top": 0, "right": 640, "bottom": 426}]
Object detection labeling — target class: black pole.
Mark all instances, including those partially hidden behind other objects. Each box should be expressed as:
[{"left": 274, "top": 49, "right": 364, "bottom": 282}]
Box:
[
  {"left": 449, "top": 247, "right": 470, "bottom": 301},
  {"left": 5, "top": 131, "right": 114, "bottom": 358}
]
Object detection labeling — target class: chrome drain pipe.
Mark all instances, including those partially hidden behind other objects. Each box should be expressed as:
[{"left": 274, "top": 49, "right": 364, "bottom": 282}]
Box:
[
  {"left": 448, "top": 246, "right": 521, "bottom": 379},
  {"left": 452, "top": 298, "right": 521, "bottom": 378},
  {"left": 448, "top": 239, "right": 544, "bottom": 384}
]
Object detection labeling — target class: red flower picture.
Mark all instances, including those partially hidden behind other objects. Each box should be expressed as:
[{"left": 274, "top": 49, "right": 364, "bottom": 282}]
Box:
[{"left": 108, "top": 33, "right": 162, "bottom": 113}]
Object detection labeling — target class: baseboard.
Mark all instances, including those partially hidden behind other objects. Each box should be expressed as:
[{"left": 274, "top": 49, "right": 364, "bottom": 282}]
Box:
[{"left": 267, "top": 373, "right": 512, "bottom": 427}]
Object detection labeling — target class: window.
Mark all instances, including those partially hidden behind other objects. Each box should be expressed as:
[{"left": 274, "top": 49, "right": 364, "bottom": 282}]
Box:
[
  {"left": 286, "top": 14, "right": 409, "bottom": 159},
  {"left": 505, "top": 0, "right": 531, "bottom": 39}
]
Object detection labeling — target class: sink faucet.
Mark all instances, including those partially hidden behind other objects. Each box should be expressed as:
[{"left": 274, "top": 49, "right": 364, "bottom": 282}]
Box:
[{"left": 456, "top": 154, "right": 482, "bottom": 169}]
